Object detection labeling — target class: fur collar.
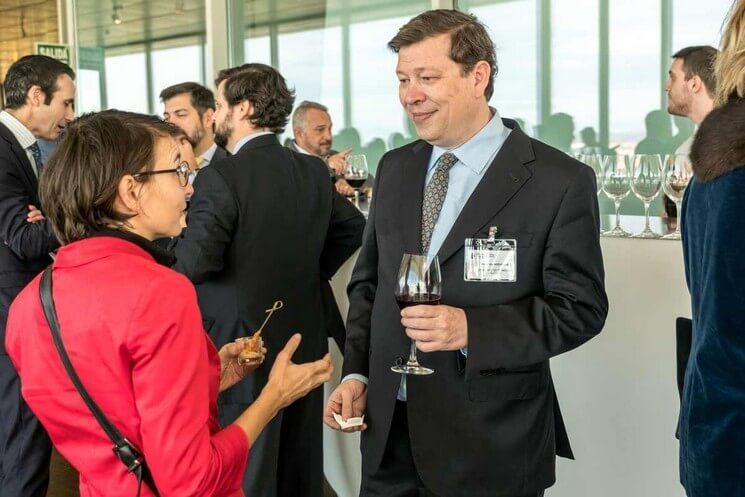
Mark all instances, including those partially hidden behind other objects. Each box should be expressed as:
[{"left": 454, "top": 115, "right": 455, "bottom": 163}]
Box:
[{"left": 690, "top": 98, "right": 745, "bottom": 182}]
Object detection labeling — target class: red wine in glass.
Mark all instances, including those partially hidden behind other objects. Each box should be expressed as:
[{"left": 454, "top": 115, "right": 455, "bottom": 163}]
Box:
[
  {"left": 346, "top": 178, "right": 366, "bottom": 189},
  {"left": 392, "top": 253, "right": 441, "bottom": 375},
  {"left": 395, "top": 293, "right": 441, "bottom": 309}
]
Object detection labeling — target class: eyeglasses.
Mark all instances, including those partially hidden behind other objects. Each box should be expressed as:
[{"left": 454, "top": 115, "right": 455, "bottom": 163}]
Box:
[{"left": 132, "top": 161, "right": 194, "bottom": 187}]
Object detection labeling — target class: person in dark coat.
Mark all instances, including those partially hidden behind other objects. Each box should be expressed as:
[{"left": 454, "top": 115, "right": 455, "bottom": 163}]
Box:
[{"left": 680, "top": 3, "right": 745, "bottom": 491}]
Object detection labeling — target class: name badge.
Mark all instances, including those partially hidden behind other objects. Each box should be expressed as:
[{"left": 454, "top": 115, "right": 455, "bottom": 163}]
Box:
[{"left": 464, "top": 227, "right": 516, "bottom": 282}]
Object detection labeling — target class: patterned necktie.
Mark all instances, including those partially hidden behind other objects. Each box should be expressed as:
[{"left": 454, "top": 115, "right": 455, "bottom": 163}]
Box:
[
  {"left": 28, "top": 142, "right": 43, "bottom": 177},
  {"left": 421, "top": 152, "right": 458, "bottom": 254}
]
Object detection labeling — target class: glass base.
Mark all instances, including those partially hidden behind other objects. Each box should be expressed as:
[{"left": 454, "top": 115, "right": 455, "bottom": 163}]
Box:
[
  {"left": 661, "top": 231, "right": 681, "bottom": 240},
  {"left": 391, "top": 363, "right": 434, "bottom": 375},
  {"left": 602, "top": 226, "right": 631, "bottom": 238},
  {"left": 632, "top": 227, "right": 660, "bottom": 239}
]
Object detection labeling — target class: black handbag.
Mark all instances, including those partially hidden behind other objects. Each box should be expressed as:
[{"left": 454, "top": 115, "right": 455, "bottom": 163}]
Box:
[{"left": 39, "top": 267, "right": 160, "bottom": 497}]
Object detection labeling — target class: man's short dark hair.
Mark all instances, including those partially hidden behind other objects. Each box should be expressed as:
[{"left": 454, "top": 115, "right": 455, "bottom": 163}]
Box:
[
  {"left": 3, "top": 55, "right": 76, "bottom": 109},
  {"left": 388, "top": 9, "right": 497, "bottom": 100},
  {"left": 215, "top": 63, "right": 295, "bottom": 134},
  {"left": 672, "top": 46, "right": 718, "bottom": 97},
  {"left": 159, "top": 82, "right": 216, "bottom": 117}
]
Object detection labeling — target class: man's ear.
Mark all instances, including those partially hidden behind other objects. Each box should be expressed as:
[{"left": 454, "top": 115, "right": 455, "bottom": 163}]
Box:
[
  {"left": 27, "top": 85, "right": 45, "bottom": 107},
  {"left": 237, "top": 100, "right": 254, "bottom": 122},
  {"left": 471, "top": 60, "right": 492, "bottom": 99},
  {"left": 202, "top": 108, "right": 215, "bottom": 128}
]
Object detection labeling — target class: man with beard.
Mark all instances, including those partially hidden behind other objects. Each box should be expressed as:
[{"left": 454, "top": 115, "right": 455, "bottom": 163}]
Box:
[
  {"left": 663, "top": 46, "right": 717, "bottom": 217},
  {"left": 171, "top": 63, "right": 365, "bottom": 497},
  {"left": 161, "top": 82, "right": 229, "bottom": 171},
  {"left": 665, "top": 46, "right": 717, "bottom": 156},
  {"left": 0, "top": 54, "right": 75, "bottom": 497}
]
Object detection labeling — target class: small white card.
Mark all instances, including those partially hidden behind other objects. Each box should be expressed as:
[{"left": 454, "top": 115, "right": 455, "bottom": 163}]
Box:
[
  {"left": 464, "top": 238, "right": 517, "bottom": 282},
  {"left": 333, "top": 412, "right": 365, "bottom": 430}
]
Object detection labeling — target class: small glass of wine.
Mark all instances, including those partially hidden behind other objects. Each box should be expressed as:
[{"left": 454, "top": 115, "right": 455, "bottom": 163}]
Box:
[
  {"left": 344, "top": 155, "right": 369, "bottom": 207},
  {"left": 391, "top": 253, "right": 441, "bottom": 376}
]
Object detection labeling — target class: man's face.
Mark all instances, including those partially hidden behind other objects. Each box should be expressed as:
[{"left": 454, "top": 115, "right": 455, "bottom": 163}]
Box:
[
  {"left": 163, "top": 93, "right": 207, "bottom": 149},
  {"left": 666, "top": 58, "right": 693, "bottom": 117},
  {"left": 35, "top": 74, "right": 75, "bottom": 140},
  {"left": 295, "top": 109, "right": 333, "bottom": 156},
  {"left": 213, "top": 81, "right": 235, "bottom": 149},
  {"left": 396, "top": 33, "right": 486, "bottom": 148}
]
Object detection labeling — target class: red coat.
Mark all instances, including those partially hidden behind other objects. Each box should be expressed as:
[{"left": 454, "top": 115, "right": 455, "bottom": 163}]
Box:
[{"left": 5, "top": 236, "right": 248, "bottom": 497}]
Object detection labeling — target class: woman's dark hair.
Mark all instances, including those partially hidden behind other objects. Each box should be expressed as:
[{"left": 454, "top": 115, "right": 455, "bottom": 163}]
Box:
[
  {"left": 39, "top": 110, "right": 181, "bottom": 244},
  {"left": 215, "top": 63, "right": 295, "bottom": 133}
]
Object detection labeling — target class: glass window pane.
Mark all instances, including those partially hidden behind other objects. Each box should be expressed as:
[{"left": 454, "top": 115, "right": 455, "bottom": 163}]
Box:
[
  {"left": 151, "top": 44, "right": 204, "bottom": 111},
  {"left": 467, "top": 0, "right": 538, "bottom": 134},
  {"left": 77, "top": 69, "right": 102, "bottom": 113},
  {"left": 245, "top": 35, "right": 272, "bottom": 65},
  {"left": 609, "top": 0, "right": 661, "bottom": 153},
  {"left": 105, "top": 51, "right": 149, "bottom": 113},
  {"left": 673, "top": 1, "right": 732, "bottom": 48},
  {"left": 552, "top": 0, "right": 599, "bottom": 153}
]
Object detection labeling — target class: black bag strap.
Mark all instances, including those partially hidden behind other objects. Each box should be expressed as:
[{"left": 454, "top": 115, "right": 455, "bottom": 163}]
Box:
[{"left": 39, "top": 267, "right": 160, "bottom": 497}]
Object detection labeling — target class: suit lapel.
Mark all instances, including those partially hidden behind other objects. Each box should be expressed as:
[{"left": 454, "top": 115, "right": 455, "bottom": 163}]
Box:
[
  {"left": 0, "top": 122, "right": 38, "bottom": 193},
  {"left": 436, "top": 122, "right": 534, "bottom": 266},
  {"left": 399, "top": 141, "right": 432, "bottom": 254}
]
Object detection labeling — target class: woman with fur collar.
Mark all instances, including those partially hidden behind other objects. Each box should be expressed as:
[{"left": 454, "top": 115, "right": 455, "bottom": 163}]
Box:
[{"left": 679, "top": 2, "right": 745, "bottom": 496}]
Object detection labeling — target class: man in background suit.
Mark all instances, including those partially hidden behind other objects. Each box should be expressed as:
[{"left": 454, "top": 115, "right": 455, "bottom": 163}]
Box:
[
  {"left": 172, "top": 63, "right": 365, "bottom": 497},
  {"left": 161, "top": 82, "right": 229, "bottom": 172},
  {"left": 290, "top": 100, "right": 355, "bottom": 196},
  {"left": 325, "top": 10, "right": 607, "bottom": 497},
  {"left": 0, "top": 54, "right": 75, "bottom": 497}
]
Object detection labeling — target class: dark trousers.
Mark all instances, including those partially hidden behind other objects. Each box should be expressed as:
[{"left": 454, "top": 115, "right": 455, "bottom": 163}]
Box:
[
  {"left": 0, "top": 353, "right": 51, "bottom": 497},
  {"left": 219, "top": 385, "right": 324, "bottom": 497},
  {"left": 361, "top": 401, "right": 545, "bottom": 497}
]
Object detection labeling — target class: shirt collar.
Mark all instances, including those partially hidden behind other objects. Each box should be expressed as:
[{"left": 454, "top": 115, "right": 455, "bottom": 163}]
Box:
[
  {"left": 293, "top": 140, "right": 315, "bottom": 156},
  {"left": 0, "top": 110, "right": 36, "bottom": 150},
  {"left": 232, "top": 131, "right": 275, "bottom": 154},
  {"left": 429, "top": 107, "right": 505, "bottom": 174},
  {"left": 200, "top": 142, "right": 218, "bottom": 164}
]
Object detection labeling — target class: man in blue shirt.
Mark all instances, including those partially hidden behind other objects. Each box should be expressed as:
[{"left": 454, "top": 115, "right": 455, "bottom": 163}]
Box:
[{"left": 325, "top": 9, "right": 607, "bottom": 497}]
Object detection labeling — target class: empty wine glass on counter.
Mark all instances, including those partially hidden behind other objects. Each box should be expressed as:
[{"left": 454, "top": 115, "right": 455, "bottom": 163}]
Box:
[
  {"left": 630, "top": 154, "right": 663, "bottom": 238},
  {"left": 601, "top": 155, "right": 632, "bottom": 237},
  {"left": 661, "top": 154, "right": 693, "bottom": 240},
  {"left": 586, "top": 155, "right": 606, "bottom": 195}
]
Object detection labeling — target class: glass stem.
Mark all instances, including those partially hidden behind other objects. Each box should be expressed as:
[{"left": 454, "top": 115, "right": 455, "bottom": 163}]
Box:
[
  {"left": 644, "top": 202, "right": 651, "bottom": 231},
  {"left": 614, "top": 200, "right": 621, "bottom": 229},
  {"left": 354, "top": 190, "right": 360, "bottom": 207},
  {"left": 675, "top": 200, "right": 683, "bottom": 235},
  {"left": 408, "top": 341, "right": 419, "bottom": 365}
]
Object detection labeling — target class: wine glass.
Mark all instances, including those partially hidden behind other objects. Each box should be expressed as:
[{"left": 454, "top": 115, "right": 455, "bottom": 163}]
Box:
[
  {"left": 661, "top": 154, "right": 693, "bottom": 240},
  {"left": 391, "top": 253, "right": 440, "bottom": 376},
  {"left": 630, "top": 154, "right": 663, "bottom": 238},
  {"left": 344, "top": 155, "right": 369, "bottom": 207},
  {"left": 601, "top": 155, "right": 632, "bottom": 237}
]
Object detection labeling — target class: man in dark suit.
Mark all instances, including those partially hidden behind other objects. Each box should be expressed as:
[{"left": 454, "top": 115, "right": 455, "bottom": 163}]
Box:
[
  {"left": 161, "top": 81, "right": 229, "bottom": 172},
  {"left": 0, "top": 54, "right": 75, "bottom": 497},
  {"left": 289, "top": 100, "right": 355, "bottom": 197},
  {"left": 171, "top": 63, "right": 365, "bottom": 497},
  {"left": 324, "top": 10, "right": 607, "bottom": 497}
]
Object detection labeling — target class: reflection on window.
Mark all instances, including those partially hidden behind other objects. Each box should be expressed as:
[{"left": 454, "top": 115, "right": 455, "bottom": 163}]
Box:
[
  {"left": 552, "top": 0, "right": 599, "bottom": 153},
  {"left": 105, "top": 52, "right": 148, "bottom": 114}
]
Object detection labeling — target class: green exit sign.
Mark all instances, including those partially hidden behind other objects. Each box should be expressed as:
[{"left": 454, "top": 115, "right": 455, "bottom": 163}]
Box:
[{"left": 35, "top": 43, "right": 70, "bottom": 65}]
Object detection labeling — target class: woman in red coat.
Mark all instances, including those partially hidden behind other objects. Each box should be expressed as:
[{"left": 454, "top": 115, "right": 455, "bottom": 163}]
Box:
[{"left": 4, "top": 110, "right": 333, "bottom": 497}]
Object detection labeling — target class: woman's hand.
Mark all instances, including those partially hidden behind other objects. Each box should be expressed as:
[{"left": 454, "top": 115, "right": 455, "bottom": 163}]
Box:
[
  {"left": 265, "top": 334, "right": 333, "bottom": 409},
  {"left": 218, "top": 341, "right": 267, "bottom": 392}
]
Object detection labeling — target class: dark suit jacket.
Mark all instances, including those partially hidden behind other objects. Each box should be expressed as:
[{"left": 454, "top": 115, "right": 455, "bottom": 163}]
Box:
[
  {"left": 210, "top": 144, "right": 230, "bottom": 163},
  {"left": 343, "top": 119, "right": 608, "bottom": 497},
  {"left": 172, "top": 134, "right": 364, "bottom": 404},
  {"left": 0, "top": 121, "right": 58, "bottom": 354},
  {"left": 286, "top": 141, "right": 350, "bottom": 351}
]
